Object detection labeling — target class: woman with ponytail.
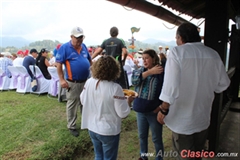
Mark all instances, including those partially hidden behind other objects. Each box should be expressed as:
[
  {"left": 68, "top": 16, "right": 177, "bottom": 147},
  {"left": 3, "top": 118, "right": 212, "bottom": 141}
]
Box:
[{"left": 36, "top": 48, "right": 51, "bottom": 80}]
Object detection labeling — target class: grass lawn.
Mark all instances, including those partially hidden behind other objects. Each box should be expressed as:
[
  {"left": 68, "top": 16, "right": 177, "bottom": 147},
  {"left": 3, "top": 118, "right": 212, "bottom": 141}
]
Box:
[{"left": 0, "top": 90, "right": 172, "bottom": 160}]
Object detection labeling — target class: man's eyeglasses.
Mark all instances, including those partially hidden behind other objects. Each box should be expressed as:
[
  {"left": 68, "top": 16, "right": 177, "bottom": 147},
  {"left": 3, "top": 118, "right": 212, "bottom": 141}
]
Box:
[{"left": 75, "top": 35, "right": 85, "bottom": 40}]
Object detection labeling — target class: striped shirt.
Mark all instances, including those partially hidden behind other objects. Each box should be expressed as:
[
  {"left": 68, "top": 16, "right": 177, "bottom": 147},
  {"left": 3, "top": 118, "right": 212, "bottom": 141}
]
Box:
[{"left": 0, "top": 57, "right": 13, "bottom": 78}]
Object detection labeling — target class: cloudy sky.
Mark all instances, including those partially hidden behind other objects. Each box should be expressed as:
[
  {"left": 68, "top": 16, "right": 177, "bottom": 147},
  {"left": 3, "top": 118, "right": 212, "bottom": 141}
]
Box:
[{"left": 1, "top": 0, "right": 205, "bottom": 45}]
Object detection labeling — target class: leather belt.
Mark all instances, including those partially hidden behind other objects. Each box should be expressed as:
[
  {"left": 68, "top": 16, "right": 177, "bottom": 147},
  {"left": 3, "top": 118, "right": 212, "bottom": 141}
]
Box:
[{"left": 67, "top": 79, "right": 87, "bottom": 83}]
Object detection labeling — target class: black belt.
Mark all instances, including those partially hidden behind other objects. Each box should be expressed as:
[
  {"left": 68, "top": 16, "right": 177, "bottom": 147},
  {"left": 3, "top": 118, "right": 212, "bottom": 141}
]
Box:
[{"left": 67, "top": 79, "right": 87, "bottom": 83}]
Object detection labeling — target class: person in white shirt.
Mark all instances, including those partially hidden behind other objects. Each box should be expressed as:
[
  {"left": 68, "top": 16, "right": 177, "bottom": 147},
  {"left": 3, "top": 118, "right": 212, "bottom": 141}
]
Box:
[
  {"left": 92, "top": 49, "right": 106, "bottom": 62},
  {"left": 48, "top": 51, "right": 56, "bottom": 66},
  {"left": 124, "top": 53, "right": 135, "bottom": 68},
  {"left": 157, "top": 23, "right": 230, "bottom": 160},
  {"left": 13, "top": 50, "right": 24, "bottom": 66},
  {"left": 133, "top": 50, "right": 144, "bottom": 68},
  {"left": 164, "top": 46, "right": 170, "bottom": 58},
  {"left": 80, "top": 55, "right": 132, "bottom": 160},
  {"left": 158, "top": 45, "right": 165, "bottom": 54}
]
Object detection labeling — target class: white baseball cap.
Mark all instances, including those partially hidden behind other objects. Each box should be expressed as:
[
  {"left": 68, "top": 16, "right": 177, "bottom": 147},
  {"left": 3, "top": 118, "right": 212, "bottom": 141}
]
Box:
[
  {"left": 1, "top": 52, "right": 12, "bottom": 57},
  {"left": 71, "top": 26, "right": 84, "bottom": 37}
]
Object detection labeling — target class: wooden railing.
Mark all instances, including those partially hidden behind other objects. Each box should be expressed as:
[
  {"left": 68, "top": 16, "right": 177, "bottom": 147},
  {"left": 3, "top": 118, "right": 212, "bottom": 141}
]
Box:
[
  {"left": 219, "top": 67, "right": 235, "bottom": 123},
  {"left": 208, "top": 66, "right": 236, "bottom": 152}
]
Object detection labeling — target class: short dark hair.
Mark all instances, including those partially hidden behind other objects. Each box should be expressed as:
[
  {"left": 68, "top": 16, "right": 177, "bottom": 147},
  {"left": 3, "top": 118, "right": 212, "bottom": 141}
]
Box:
[
  {"left": 110, "top": 27, "right": 118, "bottom": 37},
  {"left": 30, "top": 48, "right": 38, "bottom": 54},
  {"left": 177, "top": 23, "right": 201, "bottom": 43},
  {"left": 143, "top": 49, "right": 160, "bottom": 66},
  {"left": 91, "top": 55, "right": 120, "bottom": 81}
]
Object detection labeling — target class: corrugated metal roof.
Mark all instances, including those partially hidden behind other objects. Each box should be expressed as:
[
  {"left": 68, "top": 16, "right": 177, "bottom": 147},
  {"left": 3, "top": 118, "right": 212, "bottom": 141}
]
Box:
[
  {"left": 107, "top": 0, "right": 240, "bottom": 24},
  {"left": 157, "top": 0, "right": 240, "bottom": 21}
]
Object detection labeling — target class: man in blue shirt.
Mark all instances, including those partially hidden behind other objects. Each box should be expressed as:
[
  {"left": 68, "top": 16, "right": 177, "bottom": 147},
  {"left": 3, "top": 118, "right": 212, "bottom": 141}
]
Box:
[
  {"left": 56, "top": 26, "right": 92, "bottom": 137},
  {"left": 22, "top": 49, "right": 38, "bottom": 78}
]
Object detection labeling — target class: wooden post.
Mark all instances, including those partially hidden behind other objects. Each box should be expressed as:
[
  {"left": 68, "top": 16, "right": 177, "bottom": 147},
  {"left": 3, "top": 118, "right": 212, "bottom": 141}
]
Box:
[
  {"left": 204, "top": 0, "right": 230, "bottom": 152},
  {"left": 228, "top": 25, "right": 240, "bottom": 101}
]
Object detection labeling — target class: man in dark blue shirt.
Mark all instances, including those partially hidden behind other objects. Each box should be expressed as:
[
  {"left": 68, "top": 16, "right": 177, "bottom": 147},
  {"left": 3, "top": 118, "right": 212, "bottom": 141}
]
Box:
[{"left": 22, "top": 48, "right": 38, "bottom": 78}]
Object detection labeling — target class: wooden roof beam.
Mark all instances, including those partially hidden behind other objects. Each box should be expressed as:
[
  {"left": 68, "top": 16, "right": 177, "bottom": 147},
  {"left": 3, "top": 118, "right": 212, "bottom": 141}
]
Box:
[{"left": 107, "top": 0, "right": 190, "bottom": 26}]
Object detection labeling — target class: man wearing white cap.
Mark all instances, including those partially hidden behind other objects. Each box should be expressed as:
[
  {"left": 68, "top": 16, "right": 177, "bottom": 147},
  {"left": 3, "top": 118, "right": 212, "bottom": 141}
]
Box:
[
  {"left": 158, "top": 45, "right": 165, "bottom": 54},
  {"left": 56, "top": 26, "right": 92, "bottom": 137}
]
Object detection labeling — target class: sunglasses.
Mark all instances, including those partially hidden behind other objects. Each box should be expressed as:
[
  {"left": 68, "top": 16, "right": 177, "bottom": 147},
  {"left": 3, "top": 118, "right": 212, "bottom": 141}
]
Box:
[
  {"left": 75, "top": 35, "right": 85, "bottom": 40},
  {"left": 41, "top": 48, "right": 49, "bottom": 53}
]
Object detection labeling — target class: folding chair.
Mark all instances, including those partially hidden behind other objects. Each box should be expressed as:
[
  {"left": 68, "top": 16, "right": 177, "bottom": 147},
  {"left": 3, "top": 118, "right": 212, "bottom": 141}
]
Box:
[
  {"left": 15, "top": 66, "right": 32, "bottom": 93},
  {"left": 7, "top": 66, "right": 20, "bottom": 90},
  {"left": 47, "top": 67, "right": 59, "bottom": 97},
  {"left": 0, "top": 68, "right": 10, "bottom": 91},
  {"left": 29, "top": 65, "right": 50, "bottom": 95}
]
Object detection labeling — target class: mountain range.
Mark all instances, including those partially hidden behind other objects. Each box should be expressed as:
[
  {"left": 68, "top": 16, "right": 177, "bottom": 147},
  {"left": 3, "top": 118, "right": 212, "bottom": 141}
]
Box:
[
  {"left": 0, "top": 37, "right": 33, "bottom": 48},
  {"left": 142, "top": 38, "right": 176, "bottom": 47},
  {"left": 0, "top": 36, "right": 176, "bottom": 49}
]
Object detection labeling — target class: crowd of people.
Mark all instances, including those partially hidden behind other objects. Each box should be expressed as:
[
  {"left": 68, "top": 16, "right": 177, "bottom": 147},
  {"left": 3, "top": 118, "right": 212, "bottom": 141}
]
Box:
[
  {"left": 0, "top": 48, "right": 56, "bottom": 80},
  {"left": 0, "top": 23, "right": 230, "bottom": 160}
]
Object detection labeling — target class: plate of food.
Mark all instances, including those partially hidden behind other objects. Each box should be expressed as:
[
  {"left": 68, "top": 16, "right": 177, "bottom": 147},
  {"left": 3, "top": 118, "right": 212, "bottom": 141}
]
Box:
[{"left": 123, "top": 89, "right": 138, "bottom": 98}]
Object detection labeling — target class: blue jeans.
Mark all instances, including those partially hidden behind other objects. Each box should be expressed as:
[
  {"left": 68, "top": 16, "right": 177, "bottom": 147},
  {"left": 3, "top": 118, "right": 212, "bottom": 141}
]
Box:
[
  {"left": 88, "top": 130, "right": 120, "bottom": 160},
  {"left": 137, "top": 112, "right": 164, "bottom": 160}
]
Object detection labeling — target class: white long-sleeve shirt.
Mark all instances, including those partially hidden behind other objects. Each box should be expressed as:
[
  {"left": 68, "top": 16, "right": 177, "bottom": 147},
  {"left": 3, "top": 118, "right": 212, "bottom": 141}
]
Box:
[
  {"left": 81, "top": 78, "right": 130, "bottom": 135},
  {"left": 160, "top": 42, "right": 230, "bottom": 135},
  {"left": 13, "top": 57, "right": 24, "bottom": 66}
]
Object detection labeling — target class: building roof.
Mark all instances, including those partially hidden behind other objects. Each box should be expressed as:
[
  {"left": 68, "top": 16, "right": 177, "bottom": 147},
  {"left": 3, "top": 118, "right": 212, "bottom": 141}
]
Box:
[
  {"left": 107, "top": 0, "right": 240, "bottom": 25},
  {"left": 157, "top": 0, "right": 239, "bottom": 21}
]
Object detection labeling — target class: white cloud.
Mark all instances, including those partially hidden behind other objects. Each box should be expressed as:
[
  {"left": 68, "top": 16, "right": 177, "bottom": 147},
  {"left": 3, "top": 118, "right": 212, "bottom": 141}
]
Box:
[{"left": 1, "top": 0, "right": 205, "bottom": 46}]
